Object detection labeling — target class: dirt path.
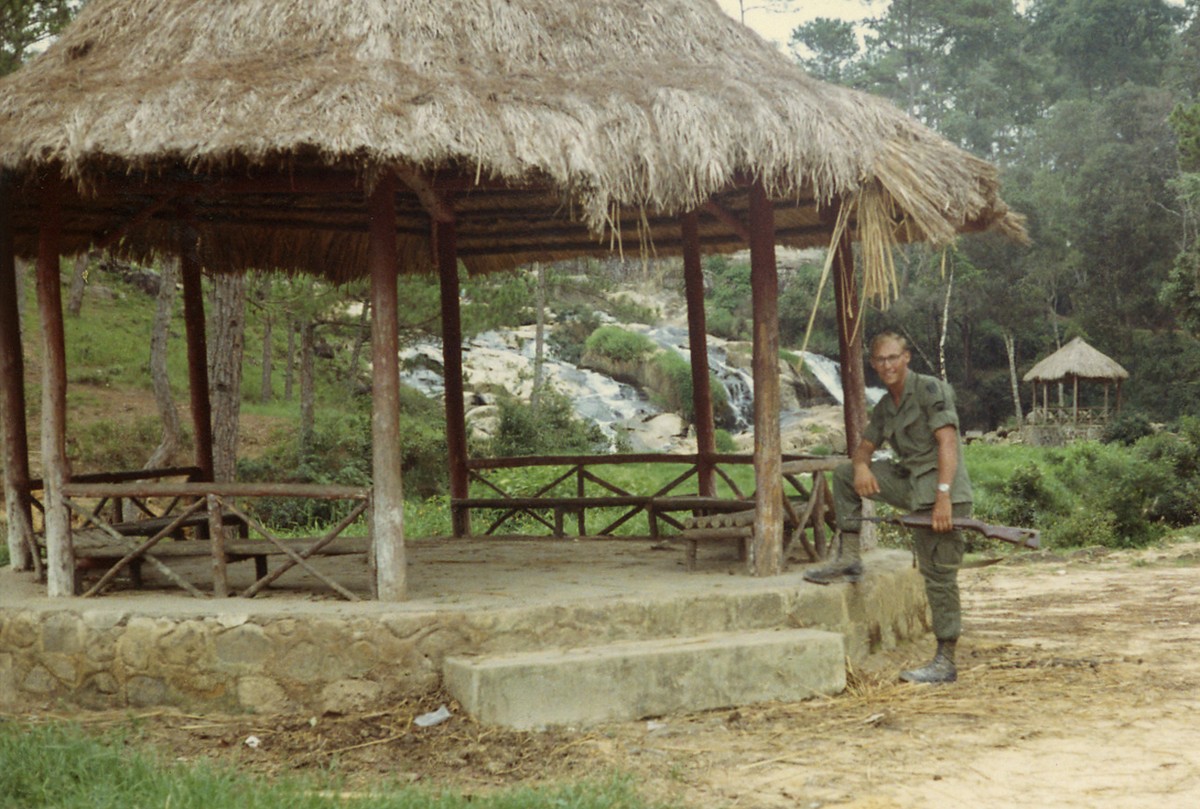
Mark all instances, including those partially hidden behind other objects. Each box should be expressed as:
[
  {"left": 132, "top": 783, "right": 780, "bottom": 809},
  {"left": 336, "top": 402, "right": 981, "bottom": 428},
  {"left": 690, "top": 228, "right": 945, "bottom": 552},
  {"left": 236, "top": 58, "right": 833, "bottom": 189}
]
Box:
[{"left": 17, "top": 540, "right": 1200, "bottom": 808}]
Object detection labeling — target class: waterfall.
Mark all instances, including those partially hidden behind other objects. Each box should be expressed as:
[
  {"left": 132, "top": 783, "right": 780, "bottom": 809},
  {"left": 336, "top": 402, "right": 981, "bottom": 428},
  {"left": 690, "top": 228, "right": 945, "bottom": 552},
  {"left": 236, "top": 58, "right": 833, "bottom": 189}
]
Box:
[
  {"left": 399, "top": 328, "right": 659, "bottom": 444},
  {"left": 398, "top": 325, "right": 878, "bottom": 447}
]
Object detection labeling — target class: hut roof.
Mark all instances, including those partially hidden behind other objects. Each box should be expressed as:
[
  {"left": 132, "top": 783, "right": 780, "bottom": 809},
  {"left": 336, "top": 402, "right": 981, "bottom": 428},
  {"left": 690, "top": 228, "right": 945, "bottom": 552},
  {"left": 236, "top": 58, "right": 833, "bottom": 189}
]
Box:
[
  {"left": 1022, "top": 337, "right": 1130, "bottom": 383},
  {"left": 0, "top": 0, "right": 1025, "bottom": 283}
]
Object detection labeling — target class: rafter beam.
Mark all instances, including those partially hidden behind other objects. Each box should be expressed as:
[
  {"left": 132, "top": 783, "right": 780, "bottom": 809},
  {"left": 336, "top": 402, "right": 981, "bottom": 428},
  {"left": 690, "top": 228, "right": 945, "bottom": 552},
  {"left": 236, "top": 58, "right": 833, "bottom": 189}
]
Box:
[
  {"left": 702, "top": 200, "right": 751, "bottom": 242},
  {"left": 396, "top": 167, "right": 456, "bottom": 224}
]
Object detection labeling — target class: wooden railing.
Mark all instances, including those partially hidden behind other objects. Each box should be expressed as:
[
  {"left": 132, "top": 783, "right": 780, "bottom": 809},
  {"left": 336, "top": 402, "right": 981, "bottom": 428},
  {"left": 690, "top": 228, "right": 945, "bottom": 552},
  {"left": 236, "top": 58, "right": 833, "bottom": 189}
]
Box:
[
  {"left": 453, "top": 453, "right": 842, "bottom": 558},
  {"left": 28, "top": 465, "right": 207, "bottom": 527},
  {"left": 34, "top": 474, "right": 371, "bottom": 600}
]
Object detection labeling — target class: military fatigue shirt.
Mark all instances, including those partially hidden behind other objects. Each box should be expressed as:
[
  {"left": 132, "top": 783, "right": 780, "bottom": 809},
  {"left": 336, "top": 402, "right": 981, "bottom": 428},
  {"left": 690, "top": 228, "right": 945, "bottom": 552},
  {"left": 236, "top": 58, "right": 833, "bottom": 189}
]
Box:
[{"left": 863, "top": 370, "right": 973, "bottom": 509}]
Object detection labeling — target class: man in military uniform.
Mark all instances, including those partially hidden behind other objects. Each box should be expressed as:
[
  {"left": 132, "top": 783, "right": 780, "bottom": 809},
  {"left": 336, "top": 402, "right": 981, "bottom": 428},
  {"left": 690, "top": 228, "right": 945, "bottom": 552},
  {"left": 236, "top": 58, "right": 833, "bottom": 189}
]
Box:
[{"left": 804, "top": 331, "right": 973, "bottom": 684}]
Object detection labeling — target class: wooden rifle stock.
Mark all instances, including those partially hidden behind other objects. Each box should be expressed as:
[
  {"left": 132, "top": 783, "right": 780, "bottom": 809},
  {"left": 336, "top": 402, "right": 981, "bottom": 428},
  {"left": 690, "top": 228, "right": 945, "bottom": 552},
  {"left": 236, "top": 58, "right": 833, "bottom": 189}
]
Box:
[{"left": 864, "top": 513, "right": 1040, "bottom": 550}]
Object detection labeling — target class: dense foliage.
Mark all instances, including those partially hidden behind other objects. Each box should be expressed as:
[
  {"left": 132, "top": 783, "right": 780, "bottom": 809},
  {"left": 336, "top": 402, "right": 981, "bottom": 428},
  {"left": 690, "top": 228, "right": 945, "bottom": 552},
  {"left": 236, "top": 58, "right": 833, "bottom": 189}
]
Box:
[
  {"left": 970, "top": 418, "right": 1200, "bottom": 548},
  {"left": 788, "top": 0, "right": 1200, "bottom": 429}
]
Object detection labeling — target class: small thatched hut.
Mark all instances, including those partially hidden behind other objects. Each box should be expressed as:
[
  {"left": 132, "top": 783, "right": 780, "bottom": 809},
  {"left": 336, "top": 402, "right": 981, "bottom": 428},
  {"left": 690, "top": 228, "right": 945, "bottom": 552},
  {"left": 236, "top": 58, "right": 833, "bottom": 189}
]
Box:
[
  {"left": 1023, "top": 337, "right": 1129, "bottom": 423},
  {"left": 0, "top": 0, "right": 1024, "bottom": 599}
]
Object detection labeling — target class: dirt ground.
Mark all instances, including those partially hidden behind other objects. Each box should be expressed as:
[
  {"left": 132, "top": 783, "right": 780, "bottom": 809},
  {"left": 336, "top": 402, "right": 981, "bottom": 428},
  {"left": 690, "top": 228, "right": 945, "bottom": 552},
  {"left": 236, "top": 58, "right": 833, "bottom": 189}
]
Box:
[{"left": 9, "top": 537, "right": 1200, "bottom": 808}]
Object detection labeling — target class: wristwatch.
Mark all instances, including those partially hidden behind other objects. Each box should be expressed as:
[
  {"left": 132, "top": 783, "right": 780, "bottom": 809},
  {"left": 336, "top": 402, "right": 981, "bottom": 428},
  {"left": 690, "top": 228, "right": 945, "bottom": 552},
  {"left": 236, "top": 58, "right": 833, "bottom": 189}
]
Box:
[{"left": 936, "top": 482, "right": 951, "bottom": 494}]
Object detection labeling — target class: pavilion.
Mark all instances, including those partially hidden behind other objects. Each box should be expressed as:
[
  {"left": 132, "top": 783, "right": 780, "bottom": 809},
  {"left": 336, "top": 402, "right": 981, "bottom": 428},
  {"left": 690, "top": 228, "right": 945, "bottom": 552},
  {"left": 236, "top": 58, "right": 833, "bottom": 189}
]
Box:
[
  {"left": 1023, "top": 336, "right": 1129, "bottom": 424},
  {"left": 0, "top": 0, "right": 1024, "bottom": 600}
]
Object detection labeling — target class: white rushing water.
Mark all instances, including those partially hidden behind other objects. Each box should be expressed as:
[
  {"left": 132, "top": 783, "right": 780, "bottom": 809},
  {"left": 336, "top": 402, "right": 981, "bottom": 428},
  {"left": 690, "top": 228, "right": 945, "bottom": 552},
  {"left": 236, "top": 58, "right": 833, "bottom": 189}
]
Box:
[
  {"left": 399, "top": 328, "right": 659, "bottom": 442},
  {"left": 399, "top": 325, "right": 879, "bottom": 445}
]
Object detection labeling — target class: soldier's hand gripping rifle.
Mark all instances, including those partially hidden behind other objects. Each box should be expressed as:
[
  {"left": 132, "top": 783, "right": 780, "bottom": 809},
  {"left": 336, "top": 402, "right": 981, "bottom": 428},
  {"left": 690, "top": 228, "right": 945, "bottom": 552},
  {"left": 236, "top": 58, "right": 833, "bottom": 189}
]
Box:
[{"left": 862, "top": 513, "right": 1040, "bottom": 550}]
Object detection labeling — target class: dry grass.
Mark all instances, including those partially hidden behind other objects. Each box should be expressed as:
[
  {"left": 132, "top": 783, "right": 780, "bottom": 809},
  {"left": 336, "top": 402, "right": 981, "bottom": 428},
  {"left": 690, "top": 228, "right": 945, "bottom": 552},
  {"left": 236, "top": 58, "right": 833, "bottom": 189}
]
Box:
[{"left": 0, "top": 0, "right": 1023, "bottom": 293}]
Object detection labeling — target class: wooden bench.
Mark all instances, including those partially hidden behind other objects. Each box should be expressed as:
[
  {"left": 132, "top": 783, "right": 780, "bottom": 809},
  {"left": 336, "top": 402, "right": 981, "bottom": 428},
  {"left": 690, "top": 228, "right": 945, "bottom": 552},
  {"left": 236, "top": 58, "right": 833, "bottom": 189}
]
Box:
[
  {"left": 678, "top": 507, "right": 757, "bottom": 570},
  {"left": 677, "top": 457, "right": 843, "bottom": 570}
]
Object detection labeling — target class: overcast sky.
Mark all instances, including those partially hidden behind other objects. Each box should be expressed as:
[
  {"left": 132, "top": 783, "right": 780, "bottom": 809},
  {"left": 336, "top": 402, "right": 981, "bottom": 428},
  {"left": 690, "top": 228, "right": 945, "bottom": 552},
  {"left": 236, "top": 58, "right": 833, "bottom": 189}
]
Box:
[{"left": 714, "top": 0, "right": 873, "bottom": 47}]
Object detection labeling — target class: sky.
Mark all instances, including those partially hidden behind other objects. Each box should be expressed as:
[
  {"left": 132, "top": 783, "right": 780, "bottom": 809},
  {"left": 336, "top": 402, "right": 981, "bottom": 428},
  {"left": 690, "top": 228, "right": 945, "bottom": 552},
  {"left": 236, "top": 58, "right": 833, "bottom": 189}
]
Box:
[{"left": 714, "top": 0, "right": 874, "bottom": 48}]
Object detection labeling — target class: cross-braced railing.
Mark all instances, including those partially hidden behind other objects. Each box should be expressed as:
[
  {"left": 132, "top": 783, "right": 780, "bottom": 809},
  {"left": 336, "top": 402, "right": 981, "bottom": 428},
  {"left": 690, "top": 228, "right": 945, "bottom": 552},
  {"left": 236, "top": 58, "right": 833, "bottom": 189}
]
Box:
[{"left": 47, "top": 480, "right": 371, "bottom": 600}]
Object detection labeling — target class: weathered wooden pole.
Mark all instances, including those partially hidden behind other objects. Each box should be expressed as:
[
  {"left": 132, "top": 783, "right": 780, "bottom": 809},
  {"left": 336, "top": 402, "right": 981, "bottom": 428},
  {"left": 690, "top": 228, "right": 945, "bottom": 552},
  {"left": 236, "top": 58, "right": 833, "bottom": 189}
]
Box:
[
  {"left": 35, "top": 184, "right": 74, "bottom": 596},
  {"left": 833, "top": 225, "right": 867, "bottom": 450},
  {"left": 177, "top": 207, "right": 215, "bottom": 483},
  {"left": 0, "top": 172, "right": 35, "bottom": 571},
  {"left": 748, "top": 180, "right": 782, "bottom": 576},
  {"left": 435, "top": 219, "right": 471, "bottom": 536},
  {"left": 681, "top": 212, "right": 716, "bottom": 497},
  {"left": 368, "top": 172, "right": 406, "bottom": 600}
]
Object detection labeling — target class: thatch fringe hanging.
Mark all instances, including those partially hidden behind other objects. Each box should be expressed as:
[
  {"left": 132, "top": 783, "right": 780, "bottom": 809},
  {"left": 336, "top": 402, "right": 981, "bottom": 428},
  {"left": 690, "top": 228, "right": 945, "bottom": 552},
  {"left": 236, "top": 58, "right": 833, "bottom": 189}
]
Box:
[
  {"left": 0, "top": 0, "right": 1025, "bottom": 279},
  {"left": 799, "top": 202, "right": 853, "bottom": 356},
  {"left": 853, "top": 183, "right": 902, "bottom": 308}
]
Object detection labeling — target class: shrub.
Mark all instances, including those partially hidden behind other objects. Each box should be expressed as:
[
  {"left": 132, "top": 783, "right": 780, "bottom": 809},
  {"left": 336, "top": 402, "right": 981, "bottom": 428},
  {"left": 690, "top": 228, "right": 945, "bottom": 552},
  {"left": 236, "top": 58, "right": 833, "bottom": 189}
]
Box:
[
  {"left": 1047, "top": 507, "right": 1120, "bottom": 548},
  {"left": 583, "top": 325, "right": 656, "bottom": 363},
  {"left": 547, "top": 304, "right": 602, "bottom": 365},
  {"left": 988, "top": 462, "right": 1062, "bottom": 528},
  {"left": 1102, "top": 410, "right": 1154, "bottom": 445},
  {"left": 715, "top": 428, "right": 737, "bottom": 453},
  {"left": 1054, "top": 441, "right": 1169, "bottom": 547},
  {"left": 705, "top": 308, "right": 746, "bottom": 341},
  {"left": 483, "top": 388, "right": 608, "bottom": 458},
  {"left": 646, "top": 350, "right": 730, "bottom": 423},
  {"left": 238, "top": 386, "right": 447, "bottom": 529}
]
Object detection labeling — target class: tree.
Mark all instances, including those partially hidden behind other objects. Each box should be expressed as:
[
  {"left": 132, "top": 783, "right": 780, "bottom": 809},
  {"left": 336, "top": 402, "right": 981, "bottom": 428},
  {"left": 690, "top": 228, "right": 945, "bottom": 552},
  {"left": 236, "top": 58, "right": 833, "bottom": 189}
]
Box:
[
  {"left": 855, "top": 0, "right": 1041, "bottom": 159},
  {"left": 789, "top": 17, "right": 860, "bottom": 82},
  {"left": 1027, "top": 0, "right": 1184, "bottom": 100},
  {"left": 1063, "top": 86, "right": 1180, "bottom": 346},
  {"left": 0, "top": 1, "right": 76, "bottom": 76},
  {"left": 208, "top": 274, "right": 247, "bottom": 482},
  {"left": 144, "top": 258, "right": 182, "bottom": 471},
  {"left": 1163, "top": 102, "right": 1200, "bottom": 336}
]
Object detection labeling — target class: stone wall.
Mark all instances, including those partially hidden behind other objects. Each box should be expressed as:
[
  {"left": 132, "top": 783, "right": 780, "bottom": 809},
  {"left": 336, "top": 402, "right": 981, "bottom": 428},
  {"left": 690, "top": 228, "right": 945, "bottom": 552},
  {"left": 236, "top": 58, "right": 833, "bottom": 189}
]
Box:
[{"left": 0, "top": 550, "right": 929, "bottom": 715}]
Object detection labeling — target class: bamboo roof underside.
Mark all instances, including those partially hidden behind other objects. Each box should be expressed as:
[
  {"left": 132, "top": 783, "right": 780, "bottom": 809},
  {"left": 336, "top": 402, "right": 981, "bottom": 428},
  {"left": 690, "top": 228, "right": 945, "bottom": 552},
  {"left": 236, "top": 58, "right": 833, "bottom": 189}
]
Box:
[
  {"left": 1023, "top": 337, "right": 1129, "bottom": 383},
  {"left": 0, "top": 0, "right": 1025, "bottom": 285}
]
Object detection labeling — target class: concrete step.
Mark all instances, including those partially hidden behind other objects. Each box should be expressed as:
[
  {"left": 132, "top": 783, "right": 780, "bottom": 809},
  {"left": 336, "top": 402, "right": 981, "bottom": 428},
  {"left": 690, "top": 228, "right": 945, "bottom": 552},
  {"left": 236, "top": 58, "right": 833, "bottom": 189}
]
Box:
[{"left": 444, "top": 627, "right": 845, "bottom": 729}]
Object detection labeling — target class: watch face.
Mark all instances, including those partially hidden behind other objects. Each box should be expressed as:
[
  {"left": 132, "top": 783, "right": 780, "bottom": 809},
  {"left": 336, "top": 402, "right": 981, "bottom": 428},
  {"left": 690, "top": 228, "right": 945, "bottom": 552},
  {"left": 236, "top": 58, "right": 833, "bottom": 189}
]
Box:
[{"left": 937, "top": 483, "right": 951, "bottom": 492}]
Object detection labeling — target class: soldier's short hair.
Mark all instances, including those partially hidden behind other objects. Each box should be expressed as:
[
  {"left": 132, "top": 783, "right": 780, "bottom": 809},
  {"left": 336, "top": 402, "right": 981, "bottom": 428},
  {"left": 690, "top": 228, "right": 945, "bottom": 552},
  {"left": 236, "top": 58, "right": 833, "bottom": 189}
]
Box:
[{"left": 869, "top": 331, "right": 909, "bottom": 356}]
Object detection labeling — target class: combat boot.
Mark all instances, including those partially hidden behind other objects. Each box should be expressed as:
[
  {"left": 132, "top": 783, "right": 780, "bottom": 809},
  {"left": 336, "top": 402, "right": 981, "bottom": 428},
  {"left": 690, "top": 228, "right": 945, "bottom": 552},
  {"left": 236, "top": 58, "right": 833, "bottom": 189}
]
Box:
[
  {"left": 899, "top": 639, "right": 957, "bottom": 684},
  {"left": 803, "top": 532, "right": 862, "bottom": 584}
]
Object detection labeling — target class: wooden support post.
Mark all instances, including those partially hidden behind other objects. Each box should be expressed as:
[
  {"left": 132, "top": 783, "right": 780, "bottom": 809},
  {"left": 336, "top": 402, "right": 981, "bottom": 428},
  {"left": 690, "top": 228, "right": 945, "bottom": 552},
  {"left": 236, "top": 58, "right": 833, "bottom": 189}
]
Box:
[
  {"left": 682, "top": 212, "right": 716, "bottom": 497},
  {"left": 0, "top": 172, "right": 35, "bottom": 571},
  {"left": 369, "top": 173, "right": 406, "bottom": 601},
  {"left": 833, "top": 225, "right": 867, "bottom": 451},
  {"left": 178, "top": 208, "right": 215, "bottom": 482},
  {"left": 435, "top": 219, "right": 470, "bottom": 537},
  {"left": 205, "top": 493, "right": 228, "bottom": 597},
  {"left": 748, "top": 180, "right": 783, "bottom": 576},
  {"left": 36, "top": 185, "right": 74, "bottom": 596}
]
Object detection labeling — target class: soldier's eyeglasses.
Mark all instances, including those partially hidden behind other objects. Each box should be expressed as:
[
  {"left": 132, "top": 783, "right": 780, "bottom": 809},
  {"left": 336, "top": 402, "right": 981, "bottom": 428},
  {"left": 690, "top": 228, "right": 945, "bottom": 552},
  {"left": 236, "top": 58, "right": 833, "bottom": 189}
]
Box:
[{"left": 872, "top": 353, "right": 905, "bottom": 366}]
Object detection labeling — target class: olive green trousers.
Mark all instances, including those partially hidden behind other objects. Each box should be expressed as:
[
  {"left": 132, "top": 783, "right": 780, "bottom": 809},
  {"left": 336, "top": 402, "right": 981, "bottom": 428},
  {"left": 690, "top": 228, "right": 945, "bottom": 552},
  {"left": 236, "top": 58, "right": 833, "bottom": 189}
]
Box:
[{"left": 832, "top": 460, "right": 971, "bottom": 641}]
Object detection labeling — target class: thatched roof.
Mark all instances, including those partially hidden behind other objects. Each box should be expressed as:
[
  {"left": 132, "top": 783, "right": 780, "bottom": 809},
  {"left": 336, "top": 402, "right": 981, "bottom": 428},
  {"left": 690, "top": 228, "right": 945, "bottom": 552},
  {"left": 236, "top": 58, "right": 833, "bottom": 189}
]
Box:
[
  {"left": 0, "top": 0, "right": 1025, "bottom": 284},
  {"left": 1023, "top": 337, "right": 1129, "bottom": 383}
]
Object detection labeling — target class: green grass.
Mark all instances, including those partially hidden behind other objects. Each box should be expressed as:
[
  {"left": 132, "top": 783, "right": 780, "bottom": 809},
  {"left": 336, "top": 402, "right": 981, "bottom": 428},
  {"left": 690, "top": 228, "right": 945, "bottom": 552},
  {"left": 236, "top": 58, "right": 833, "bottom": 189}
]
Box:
[{"left": 0, "top": 721, "right": 671, "bottom": 809}]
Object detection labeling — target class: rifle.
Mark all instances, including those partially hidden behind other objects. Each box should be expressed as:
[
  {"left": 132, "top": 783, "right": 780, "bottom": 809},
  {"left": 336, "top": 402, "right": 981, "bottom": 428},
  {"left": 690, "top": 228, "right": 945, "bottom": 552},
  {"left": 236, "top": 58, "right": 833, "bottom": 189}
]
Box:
[{"left": 862, "top": 513, "right": 1040, "bottom": 550}]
